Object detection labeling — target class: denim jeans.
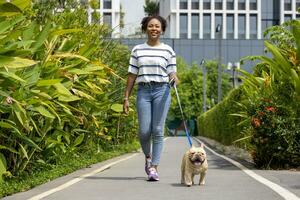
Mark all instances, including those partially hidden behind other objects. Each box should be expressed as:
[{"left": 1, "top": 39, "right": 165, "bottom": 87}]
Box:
[{"left": 136, "top": 82, "right": 171, "bottom": 166}]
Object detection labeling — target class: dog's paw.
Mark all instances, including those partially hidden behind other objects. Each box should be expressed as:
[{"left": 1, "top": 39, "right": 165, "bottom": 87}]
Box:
[
  {"left": 199, "top": 182, "right": 205, "bottom": 186},
  {"left": 185, "top": 182, "right": 192, "bottom": 187}
]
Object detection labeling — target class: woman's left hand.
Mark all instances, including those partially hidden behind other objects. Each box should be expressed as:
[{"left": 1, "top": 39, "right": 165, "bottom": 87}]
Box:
[{"left": 169, "top": 73, "right": 179, "bottom": 85}]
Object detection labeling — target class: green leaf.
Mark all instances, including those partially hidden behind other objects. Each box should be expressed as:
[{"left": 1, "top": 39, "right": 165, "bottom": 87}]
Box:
[
  {"left": 0, "top": 153, "right": 7, "bottom": 182},
  {"left": 13, "top": 109, "right": 25, "bottom": 126},
  {"left": 37, "top": 79, "right": 62, "bottom": 86},
  {"left": 0, "top": 55, "right": 37, "bottom": 68},
  {"left": 291, "top": 21, "right": 300, "bottom": 59},
  {"left": 35, "top": 106, "right": 55, "bottom": 119},
  {"left": 85, "top": 81, "right": 103, "bottom": 93},
  {"left": 111, "top": 104, "right": 123, "bottom": 113},
  {"left": 264, "top": 41, "right": 292, "bottom": 75},
  {"left": 0, "top": 2, "right": 21, "bottom": 17},
  {"left": 74, "top": 134, "right": 84, "bottom": 147},
  {"left": 31, "top": 90, "right": 52, "bottom": 100},
  {"left": 0, "top": 145, "right": 18, "bottom": 154},
  {"left": 0, "top": 15, "right": 24, "bottom": 34},
  {"left": 98, "top": 78, "right": 111, "bottom": 84},
  {"left": 58, "top": 95, "right": 81, "bottom": 102},
  {"left": 53, "top": 83, "right": 73, "bottom": 96},
  {"left": 68, "top": 69, "right": 92, "bottom": 75},
  {"left": 0, "top": 71, "right": 25, "bottom": 82},
  {"left": 10, "top": 0, "right": 31, "bottom": 10},
  {"left": 0, "top": 121, "right": 16, "bottom": 129},
  {"left": 31, "top": 22, "right": 51, "bottom": 51},
  {"left": 21, "top": 136, "right": 42, "bottom": 151},
  {"left": 71, "top": 88, "right": 95, "bottom": 100},
  {"left": 19, "top": 143, "right": 28, "bottom": 160},
  {"left": 50, "top": 28, "right": 83, "bottom": 37},
  {"left": 51, "top": 53, "right": 90, "bottom": 62}
]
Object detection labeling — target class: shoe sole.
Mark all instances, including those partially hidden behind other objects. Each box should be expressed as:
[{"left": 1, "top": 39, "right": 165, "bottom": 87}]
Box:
[{"left": 148, "top": 175, "right": 159, "bottom": 181}]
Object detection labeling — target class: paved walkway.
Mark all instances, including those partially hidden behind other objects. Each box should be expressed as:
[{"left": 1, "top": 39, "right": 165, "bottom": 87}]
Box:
[{"left": 2, "top": 137, "right": 300, "bottom": 200}]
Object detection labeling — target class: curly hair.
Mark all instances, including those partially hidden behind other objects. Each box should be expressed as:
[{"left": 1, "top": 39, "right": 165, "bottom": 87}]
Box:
[{"left": 141, "top": 15, "right": 167, "bottom": 33}]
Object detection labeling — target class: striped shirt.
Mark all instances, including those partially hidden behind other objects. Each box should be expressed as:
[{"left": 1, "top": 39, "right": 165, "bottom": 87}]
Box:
[{"left": 128, "top": 42, "right": 177, "bottom": 83}]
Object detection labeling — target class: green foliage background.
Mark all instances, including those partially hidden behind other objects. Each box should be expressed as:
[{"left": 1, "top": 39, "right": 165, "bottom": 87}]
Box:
[
  {"left": 0, "top": 0, "right": 138, "bottom": 184},
  {"left": 167, "top": 57, "right": 232, "bottom": 128},
  {"left": 198, "top": 19, "right": 300, "bottom": 169}
]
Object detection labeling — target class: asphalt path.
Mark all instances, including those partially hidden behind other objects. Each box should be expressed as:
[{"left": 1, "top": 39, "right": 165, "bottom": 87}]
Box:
[{"left": 3, "top": 137, "right": 300, "bottom": 200}]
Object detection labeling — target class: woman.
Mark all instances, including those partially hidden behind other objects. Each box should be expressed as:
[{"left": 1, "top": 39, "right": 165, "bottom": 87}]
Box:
[{"left": 123, "top": 15, "right": 178, "bottom": 181}]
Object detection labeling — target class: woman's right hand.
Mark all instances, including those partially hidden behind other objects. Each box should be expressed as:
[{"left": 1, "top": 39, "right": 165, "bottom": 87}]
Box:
[{"left": 123, "top": 99, "right": 129, "bottom": 115}]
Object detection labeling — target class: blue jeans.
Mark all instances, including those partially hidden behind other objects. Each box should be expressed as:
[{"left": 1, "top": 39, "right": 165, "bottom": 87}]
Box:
[{"left": 136, "top": 82, "right": 171, "bottom": 166}]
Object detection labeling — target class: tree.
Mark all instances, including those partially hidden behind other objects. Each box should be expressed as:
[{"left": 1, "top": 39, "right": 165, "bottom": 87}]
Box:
[{"left": 143, "top": 0, "right": 159, "bottom": 16}]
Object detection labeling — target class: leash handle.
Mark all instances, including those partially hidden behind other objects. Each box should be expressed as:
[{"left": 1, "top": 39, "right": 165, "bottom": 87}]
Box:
[{"left": 172, "top": 83, "right": 193, "bottom": 147}]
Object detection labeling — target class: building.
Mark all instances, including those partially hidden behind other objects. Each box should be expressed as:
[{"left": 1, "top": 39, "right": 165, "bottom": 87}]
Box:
[
  {"left": 85, "top": 0, "right": 147, "bottom": 38},
  {"left": 85, "top": 0, "right": 300, "bottom": 70},
  {"left": 159, "top": 0, "right": 300, "bottom": 39},
  {"left": 85, "top": 0, "right": 121, "bottom": 38}
]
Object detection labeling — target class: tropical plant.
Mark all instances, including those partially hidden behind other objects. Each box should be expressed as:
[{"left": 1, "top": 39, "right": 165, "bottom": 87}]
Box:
[
  {"left": 0, "top": 0, "right": 137, "bottom": 181},
  {"left": 144, "top": 0, "right": 159, "bottom": 16},
  {"left": 233, "top": 19, "right": 300, "bottom": 168}
]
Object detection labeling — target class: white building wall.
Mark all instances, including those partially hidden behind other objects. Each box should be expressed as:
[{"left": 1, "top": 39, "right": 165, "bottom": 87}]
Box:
[
  {"left": 159, "top": 0, "right": 262, "bottom": 40},
  {"left": 87, "top": 0, "right": 120, "bottom": 38},
  {"left": 280, "top": 0, "right": 300, "bottom": 24}
]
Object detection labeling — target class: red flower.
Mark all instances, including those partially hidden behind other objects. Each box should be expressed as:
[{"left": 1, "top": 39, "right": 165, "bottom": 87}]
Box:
[
  {"left": 265, "top": 106, "right": 275, "bottom": 112},
  {"left": 251, "top": 117, "right": 261, "bottom": 128}
]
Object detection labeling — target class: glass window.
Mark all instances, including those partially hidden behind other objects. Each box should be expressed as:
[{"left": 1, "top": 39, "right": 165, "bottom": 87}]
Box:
[
  {"left": 215, "top": 14, "right": 222, "bottom": 32},
  {"left": 250, "top": 14, "right": 257, "bottom": 39},
  {"left": 296, "top": 0, "right": 300, "bottom": 10},
  {"left": 103, "top": 0, "right": 112, "bottom": 9},
  {"left": 227, "top": 0, "right": 234, "bottom": 10},
  {"left": 238, "top": 0, "right": 246, "bottom": 10},
  {"left": 203, "top": 14, "right": 211, "bottom": 39},
  {"left": 215, "top": 0, "right": 222, "bottom": 10},
  {"left": 238, "top": 14, "right": 246, "bottom": 39},
  {"left": 284, "top": 0, "right": 292, "bottom": 10},
  {"left": 191, "top": 0, "right": 199, "bottom": 9},
  {"left": 297, "top": 14, "right": 300, "bottom": 19},
  {"left": 180, "top": 14, "right": 188, "bottom": 38},
  {"left": 203, "top": 0, "right": 211, "bottom": 9},
  {"left": 103, "top": 13, "right": 112, "bottom": 28},
  {"left": 192, "top": 14, "right": 199, "bottom": 39},
  {"left": 180, "top": 0, "right": 188, "bottom": 9},
  {"left": 284, "top": 14, "right": 292, "bottom": 22},
  {"left": 227, "top": 14, "right": 234, "bottom": 39},
  {"left": 250, "top": 0, "right": 257, "bottom": 10}
]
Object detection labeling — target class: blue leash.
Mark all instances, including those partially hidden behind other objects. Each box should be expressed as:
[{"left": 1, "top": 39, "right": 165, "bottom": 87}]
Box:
[{"left": 172, "top": 82, "right": 193, "bottom": 147}]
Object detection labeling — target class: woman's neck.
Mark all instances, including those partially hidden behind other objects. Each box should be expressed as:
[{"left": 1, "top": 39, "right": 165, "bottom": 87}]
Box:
[{"left": 147, "top": 39, "right": 161, "bottom": 47}]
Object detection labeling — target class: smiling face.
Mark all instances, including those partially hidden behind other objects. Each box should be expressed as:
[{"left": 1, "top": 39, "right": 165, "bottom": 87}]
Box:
[
  {"left": 188, "top": 146, "right": 206, "bottom": 166},
  {"left": 146, "top": 18, "right": 162, "bottom": 41}
]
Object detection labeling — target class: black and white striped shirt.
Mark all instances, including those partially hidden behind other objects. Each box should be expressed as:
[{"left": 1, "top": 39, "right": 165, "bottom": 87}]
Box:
[{"left": 128, "top": 43, "right": 177, "bottom": 83}]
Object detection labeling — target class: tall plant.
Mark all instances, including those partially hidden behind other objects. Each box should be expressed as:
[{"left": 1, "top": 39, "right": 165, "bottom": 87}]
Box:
[
  {"left": 235, "top": 19, "right": 300, "bottom": 168},
  {"left": 0, "top": 0, "right": 137, "bottom": 180}
]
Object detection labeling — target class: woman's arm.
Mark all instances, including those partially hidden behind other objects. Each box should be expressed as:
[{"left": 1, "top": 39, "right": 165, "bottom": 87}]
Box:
[{"left": 123, "top": 73, "right": 137, "bottom": 114}]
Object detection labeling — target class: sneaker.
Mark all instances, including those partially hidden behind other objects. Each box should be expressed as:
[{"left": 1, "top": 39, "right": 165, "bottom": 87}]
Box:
[
  {"left": 145, "top": 158, "right": 151, "bottom": 175},
  {"left": 148, "top": 168, "right": 159, "bottom": 181}
]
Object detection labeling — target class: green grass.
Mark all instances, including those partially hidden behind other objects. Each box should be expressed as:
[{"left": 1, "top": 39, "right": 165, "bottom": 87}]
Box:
[{"left": 0, "top": 140, "right": 140, "bottom": 198}]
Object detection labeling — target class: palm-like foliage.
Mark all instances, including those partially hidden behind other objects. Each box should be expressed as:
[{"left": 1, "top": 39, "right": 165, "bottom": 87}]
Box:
[
  {"left": 0, "top": 0, "right": 137, "bottom": 179},
  {"left": 234, "top": 19, "right": 300, "bottom": 168}
]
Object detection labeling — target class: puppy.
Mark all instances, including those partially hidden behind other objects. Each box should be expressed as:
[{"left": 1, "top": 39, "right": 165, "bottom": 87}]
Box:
[{"left": 181, "top": 143, "right": 208, "bottom": 187}]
